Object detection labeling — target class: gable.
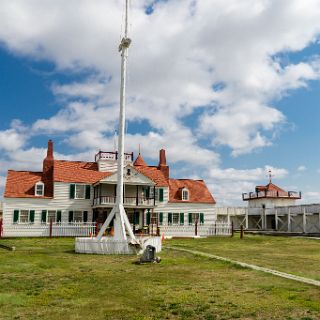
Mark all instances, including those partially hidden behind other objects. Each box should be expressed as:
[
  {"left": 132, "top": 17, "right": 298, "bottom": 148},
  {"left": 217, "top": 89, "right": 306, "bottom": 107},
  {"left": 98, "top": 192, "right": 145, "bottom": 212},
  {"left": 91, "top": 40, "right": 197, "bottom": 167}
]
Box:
[{"left": 99, "top": 165, "right": 156, "bottom": 185}]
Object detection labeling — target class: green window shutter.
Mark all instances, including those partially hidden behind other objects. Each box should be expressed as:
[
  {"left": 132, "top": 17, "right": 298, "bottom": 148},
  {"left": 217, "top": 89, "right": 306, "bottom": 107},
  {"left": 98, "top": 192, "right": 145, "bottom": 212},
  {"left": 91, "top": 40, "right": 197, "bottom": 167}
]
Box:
[
  {"left": 188, "top": 213, "right": 193, "bottom": 225},
  {"left": 57, "top": 210, "right": 62, "bottom": 223},
  {"left": 13, "top": 210, "right": 19, "bottom": 223},
  {"left": 134, "top": 212, "right": 140, "bottom": 225},
  {"left": 146, "top": 210, "right": 151, "bottom": 225},
  {"left": 70, "top": 184, "right": 75, "bottom": 199},
  {"left": 200, "top": 213, "right": 204, "bottom": 225},
  {"left": 85, "top": 185, "right": 91, "bottom": 199},
  {"left": 159, "top": 212, "right": 163, "bottom": 225},
  {"left": 168, "top": 212, "right": 172, "bottom": 225},
  {"left": 83, "top": 211, "right": 88, "bottom": 223},
  {"left": 180, "top": 212, "right": 184, "bottom": 225},
  {"left": 30, "top": 210, "right": 35, "bottom": 223},
  {"left": 68, "top": 211, "right": 74, "bottom": 223},
  {"left": 159, "top": 188, "right": 164, "bottom": 202},
  {"left": 41, "top": 210, "right": 47, "bottom": 223}
]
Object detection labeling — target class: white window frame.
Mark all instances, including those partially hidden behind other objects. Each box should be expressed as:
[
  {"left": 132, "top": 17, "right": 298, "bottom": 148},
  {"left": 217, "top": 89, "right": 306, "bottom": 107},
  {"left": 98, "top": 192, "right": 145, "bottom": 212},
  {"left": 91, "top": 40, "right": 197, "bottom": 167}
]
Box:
[
  {"left": 73, "top": 211, "right": 84, "bottom": 222},
  {"left": 191, "top": 213, "right": 200, "bottom": 224},
  {"left": 182, "top": 188, "right": 189, "bottom": 201},
  {"left": 47, "top": 210, "right": 57, "bottom": 223},
  {"left": 35, "top": 181, "right": 44, "bottom": 196},
  {"left": 172, "top": 213, "right": 180, "bottom": 225},
  {"left": 75, "top": 184, "right": 86, "bottom": 199},
  {"left": 19, "top": 210, "right": 30, "bottom": 223}
]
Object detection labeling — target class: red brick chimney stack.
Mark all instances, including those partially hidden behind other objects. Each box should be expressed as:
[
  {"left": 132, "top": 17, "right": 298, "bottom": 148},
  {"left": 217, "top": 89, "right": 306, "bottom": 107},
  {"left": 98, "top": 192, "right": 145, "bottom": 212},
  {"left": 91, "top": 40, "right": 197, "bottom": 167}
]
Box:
[
  {"left": 158, "top": 149, "right": 169, "bottom": 180},
  {"left": 42, "top": 140, "right": 54, "bottom": 197}
]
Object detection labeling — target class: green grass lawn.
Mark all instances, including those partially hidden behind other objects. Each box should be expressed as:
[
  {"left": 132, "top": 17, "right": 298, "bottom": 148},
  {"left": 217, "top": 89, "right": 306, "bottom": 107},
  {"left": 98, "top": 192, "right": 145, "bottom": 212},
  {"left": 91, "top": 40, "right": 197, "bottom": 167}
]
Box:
[
  {"left": 0, "top": 236, "right": 319, "bottom": 320},
  {"left": 169, "top": 234, "right": 320, "bottom": 281}
]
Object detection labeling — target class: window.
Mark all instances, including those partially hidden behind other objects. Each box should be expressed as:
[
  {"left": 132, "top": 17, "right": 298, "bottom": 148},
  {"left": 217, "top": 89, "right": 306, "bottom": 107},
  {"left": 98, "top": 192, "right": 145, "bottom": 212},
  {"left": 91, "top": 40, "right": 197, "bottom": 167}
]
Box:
[
  {"left": 35, "top": 182, "right": 44, "bottom": 196},
  {"left": 48, "top": 210, "right": 56, "bottom": 222},
  {"left": 13, "top": 210, "right": 35, "bottom": 224},
  {"left": 68, "top": 211, "right": 88, "bottom": 223},
  {"left": 20, "top": 210, "right": 29, "bottom": 223},
  {"left": 188, "top": 213, "right": 204, "bottom": 225},
  {"left": 182, "top": 188, "right": 189, "bottom": 201},
  {"left": 70, "top": 184, "right": 91, "bottom": 199},
  {"left": 172, "top": 213, "right": 179, "bottom": 225},
  {"left": 74, "top": 211, "right": 83, "bottom": 222},
  {"left": 76, "top": 185, "right": 85, "bottom": 199}
]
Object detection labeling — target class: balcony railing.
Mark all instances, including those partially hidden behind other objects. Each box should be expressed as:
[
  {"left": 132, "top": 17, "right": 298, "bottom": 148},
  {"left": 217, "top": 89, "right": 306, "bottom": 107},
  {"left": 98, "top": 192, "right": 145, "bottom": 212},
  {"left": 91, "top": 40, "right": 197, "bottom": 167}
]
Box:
[
  {"left": 95, "top": 151, "right": 134, "bottom": 163},
  {"left": 94, "top": 196, "right": 155, "bottom": 207},
  {"left": 242, "top": 190, "right": 302, "bottom": 200}
]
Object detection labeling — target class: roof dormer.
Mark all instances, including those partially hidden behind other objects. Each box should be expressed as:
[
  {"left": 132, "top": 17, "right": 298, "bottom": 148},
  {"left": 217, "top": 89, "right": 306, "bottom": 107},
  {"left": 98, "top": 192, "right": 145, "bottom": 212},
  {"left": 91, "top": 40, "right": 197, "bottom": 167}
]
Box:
[
  {"left": 182, "top": 187, "right": 189, "bottom": 201},
  {"left": 35, "top": 181, "right": 44, "bottom": 197}
]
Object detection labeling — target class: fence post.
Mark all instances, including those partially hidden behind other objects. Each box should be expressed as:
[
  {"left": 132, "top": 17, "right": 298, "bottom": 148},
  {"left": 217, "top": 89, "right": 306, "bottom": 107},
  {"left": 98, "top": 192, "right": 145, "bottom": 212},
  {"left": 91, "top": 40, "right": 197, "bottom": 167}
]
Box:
[
  {"left": 231, "top": 221, "right": 234, "bottom": 237},
  {"left": 0, "top": 219, "right": 2, "bottom": 238},
  {"left": 49, "top": 219, "right": 53, "bottom": 238},
  {"left": 195, "top": 219, "right": 198, "bottom": 236},
  {"left": 240, "top": 224, "right": 244, "bottom": 239}
]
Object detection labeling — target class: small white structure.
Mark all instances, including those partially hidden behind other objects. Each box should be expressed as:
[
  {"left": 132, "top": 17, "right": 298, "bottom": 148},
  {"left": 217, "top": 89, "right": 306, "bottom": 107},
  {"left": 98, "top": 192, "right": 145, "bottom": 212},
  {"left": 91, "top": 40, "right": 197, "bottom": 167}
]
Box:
[{"left": 242, "top": 175, "right": 301, "bottom": 230}]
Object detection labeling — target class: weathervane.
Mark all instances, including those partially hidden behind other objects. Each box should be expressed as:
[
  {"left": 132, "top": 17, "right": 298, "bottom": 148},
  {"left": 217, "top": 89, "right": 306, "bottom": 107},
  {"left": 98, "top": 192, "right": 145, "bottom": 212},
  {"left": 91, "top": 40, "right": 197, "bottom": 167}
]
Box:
[{"left": 267, "top": 169, "right": 274, "bottom": 183}]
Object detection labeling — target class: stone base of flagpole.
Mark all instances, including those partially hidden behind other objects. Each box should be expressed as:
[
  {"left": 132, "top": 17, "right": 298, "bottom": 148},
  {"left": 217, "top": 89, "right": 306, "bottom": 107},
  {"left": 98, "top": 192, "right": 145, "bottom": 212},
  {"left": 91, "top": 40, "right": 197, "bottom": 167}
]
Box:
[{"left": 75, "top": 236, "right": 162, "bottom": 255}]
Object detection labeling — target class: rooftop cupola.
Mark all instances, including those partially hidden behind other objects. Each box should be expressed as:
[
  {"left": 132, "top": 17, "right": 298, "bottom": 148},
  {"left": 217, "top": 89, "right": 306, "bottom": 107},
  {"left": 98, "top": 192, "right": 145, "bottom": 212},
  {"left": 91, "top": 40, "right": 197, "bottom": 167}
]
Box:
[{"left": 134, "top": 153, "right": 148, "bottom": 166}]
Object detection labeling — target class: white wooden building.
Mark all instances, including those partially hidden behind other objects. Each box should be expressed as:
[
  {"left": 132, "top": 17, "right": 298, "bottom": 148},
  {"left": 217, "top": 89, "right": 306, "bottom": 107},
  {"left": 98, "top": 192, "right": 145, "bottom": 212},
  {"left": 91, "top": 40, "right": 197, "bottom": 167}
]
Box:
[{"left": 1, "top": 140, "right": 223, "bottom": 237}]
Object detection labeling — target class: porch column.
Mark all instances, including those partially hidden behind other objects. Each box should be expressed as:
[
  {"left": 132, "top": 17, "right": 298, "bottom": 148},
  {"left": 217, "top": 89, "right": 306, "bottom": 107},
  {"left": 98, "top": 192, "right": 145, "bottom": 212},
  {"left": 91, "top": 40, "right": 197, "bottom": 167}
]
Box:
[
  {"left": 136, "top": 185, "right": 139, "bottom": 206},
  {"left": 275, "top": 209, "right": 278, "bottom": 231}
]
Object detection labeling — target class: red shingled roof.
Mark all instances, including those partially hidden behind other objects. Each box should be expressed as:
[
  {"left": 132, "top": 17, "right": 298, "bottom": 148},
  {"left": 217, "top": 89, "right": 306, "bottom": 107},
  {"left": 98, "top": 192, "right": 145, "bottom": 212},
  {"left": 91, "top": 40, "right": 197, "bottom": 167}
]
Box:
[
  {"left": 5, "top": 160, "right": 214, "bottom": 203},
  {"left": 256, "top": 182, "right": 286, "bottom": 193},
  {"left": 53, "top": 160, "right": 111, "bottom": 183},
  {"left": 169, "top": 179, "right": 216, "bottom": 204},
  {"left": 134, "top": 165, "right": 169, "bottom": 187},
  {"left": 4, "top": 171, "right": 51, "bottom": 199}
]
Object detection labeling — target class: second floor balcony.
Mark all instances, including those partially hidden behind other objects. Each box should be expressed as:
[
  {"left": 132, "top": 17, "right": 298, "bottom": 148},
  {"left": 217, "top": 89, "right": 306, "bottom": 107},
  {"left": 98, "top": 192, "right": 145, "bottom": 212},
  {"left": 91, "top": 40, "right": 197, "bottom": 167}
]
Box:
[{"left": 93, "top": 195, "right": 155, "bottom": 207}]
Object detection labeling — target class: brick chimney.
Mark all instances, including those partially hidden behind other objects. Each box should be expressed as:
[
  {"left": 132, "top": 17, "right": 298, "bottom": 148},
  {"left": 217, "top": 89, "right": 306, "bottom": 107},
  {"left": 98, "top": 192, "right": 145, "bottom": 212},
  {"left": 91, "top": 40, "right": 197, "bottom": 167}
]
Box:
[
  {"left": 158, "top": 149, "right": 169, "bottom": 180},
  {"left": 42, "top": 140, "right": 54, "bottom": 197}
]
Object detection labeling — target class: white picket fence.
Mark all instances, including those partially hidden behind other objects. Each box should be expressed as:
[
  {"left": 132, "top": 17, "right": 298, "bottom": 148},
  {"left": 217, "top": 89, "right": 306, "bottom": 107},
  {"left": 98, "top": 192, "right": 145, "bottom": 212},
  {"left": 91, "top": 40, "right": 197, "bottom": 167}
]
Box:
[
  {"left": 2, "top": 222, "right": 96, "bottom": 238},
  {"left": 160, "top": 223, "right": 232, "bottom": 238}
]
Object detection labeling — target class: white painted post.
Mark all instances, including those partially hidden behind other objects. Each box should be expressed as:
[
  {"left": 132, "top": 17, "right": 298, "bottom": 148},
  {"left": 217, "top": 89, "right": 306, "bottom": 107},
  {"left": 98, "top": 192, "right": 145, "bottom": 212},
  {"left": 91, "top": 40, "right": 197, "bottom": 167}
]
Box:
[
  {"left": 303, "top": 207, "right": 306, "bottom": 233},
  {"left": 287, "top": 207, "right": 291, "bottom": 232},
  {"left": 245, "top": 208, "right": 249, "bottom": 229},
  {"left": 275, "top": 208, "right": 278, "bottom": 231},
  {"left": 96, "top": 0, "right": 136, "bottom": 243}
]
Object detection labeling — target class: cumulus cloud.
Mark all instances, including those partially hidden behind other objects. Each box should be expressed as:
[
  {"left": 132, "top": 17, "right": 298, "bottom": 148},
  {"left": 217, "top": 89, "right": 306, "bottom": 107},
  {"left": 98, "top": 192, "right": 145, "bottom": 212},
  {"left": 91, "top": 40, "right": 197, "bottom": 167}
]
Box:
[{"left": 297, "top": 165, "right": 307, "bottom": 172}]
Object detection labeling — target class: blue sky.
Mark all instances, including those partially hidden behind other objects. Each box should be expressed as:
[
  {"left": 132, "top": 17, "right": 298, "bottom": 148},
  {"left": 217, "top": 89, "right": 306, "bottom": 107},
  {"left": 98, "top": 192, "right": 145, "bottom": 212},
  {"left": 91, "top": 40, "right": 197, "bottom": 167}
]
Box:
[{"left": 1, "top": 0, "right": 320, "bottom": 205}]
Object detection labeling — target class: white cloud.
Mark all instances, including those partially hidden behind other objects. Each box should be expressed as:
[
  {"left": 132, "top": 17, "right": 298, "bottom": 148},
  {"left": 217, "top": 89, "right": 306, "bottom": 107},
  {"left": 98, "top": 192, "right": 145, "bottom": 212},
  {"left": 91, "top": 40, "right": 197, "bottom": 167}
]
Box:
[
  {"left": 0, "top": 127, "right": 27, "bottom": 152},
  {"left": 297, "top": 165, "right": 307, "bottom": 172},
  {"left": 0, "top": 0, "right": 320, "bottom": 203},
  {"left": 0, "top": 0, "right": 319, "bottom": 158}
]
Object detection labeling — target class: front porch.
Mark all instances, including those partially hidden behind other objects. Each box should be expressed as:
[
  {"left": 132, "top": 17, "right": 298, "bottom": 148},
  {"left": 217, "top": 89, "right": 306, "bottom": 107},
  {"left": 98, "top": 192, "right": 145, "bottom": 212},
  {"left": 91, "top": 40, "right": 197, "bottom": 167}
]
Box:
[{"left": 93, "top": 182, "right": 156, "bottom": 208}]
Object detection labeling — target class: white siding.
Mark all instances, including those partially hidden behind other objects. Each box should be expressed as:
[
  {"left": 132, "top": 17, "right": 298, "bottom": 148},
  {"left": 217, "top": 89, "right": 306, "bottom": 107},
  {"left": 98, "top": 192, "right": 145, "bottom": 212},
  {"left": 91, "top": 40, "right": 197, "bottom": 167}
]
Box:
[
  {"left": 3, "top": 182, "right": 94, "bottom": 226},
  {"left": 154, "top": 202, "right": 216, "bottom": 226},
  {"left": 248, "top": 198, "right": 297, "bottom": 208}
]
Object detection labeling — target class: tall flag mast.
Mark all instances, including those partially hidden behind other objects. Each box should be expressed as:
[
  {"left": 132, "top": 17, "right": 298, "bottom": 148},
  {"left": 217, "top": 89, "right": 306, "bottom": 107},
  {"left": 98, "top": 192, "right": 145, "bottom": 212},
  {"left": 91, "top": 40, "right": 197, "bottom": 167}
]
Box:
[{"left": 97, "top": 0, "right": 137, "bottom": 243}]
